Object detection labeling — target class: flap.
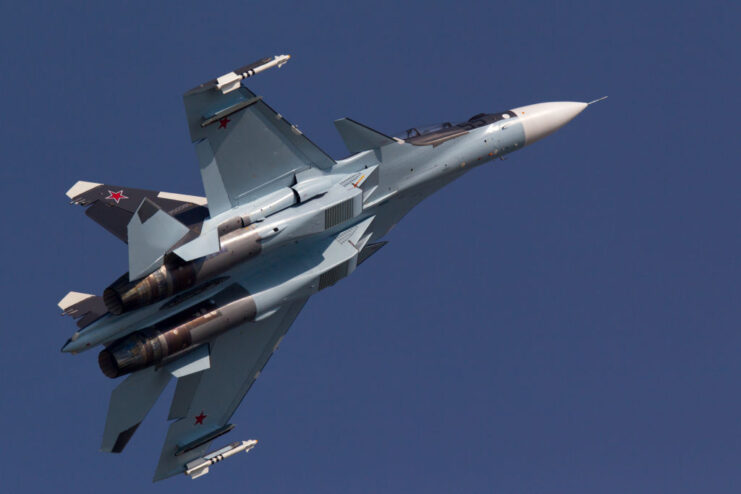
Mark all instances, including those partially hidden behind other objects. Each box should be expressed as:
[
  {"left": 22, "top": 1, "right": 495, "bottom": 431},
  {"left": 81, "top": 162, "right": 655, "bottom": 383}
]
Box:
[
  {"left": 101, "top": 367, "right": 171, "bottom": 453},
  {"left": 166, "top": 345, "right": 212, "bottom": 378}
]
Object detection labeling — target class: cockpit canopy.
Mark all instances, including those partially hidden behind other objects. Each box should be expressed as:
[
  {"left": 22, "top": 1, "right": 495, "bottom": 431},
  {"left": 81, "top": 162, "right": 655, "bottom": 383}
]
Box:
[
  {"left": 395, "top": 110, "right": 517, "bottom": 146},
  {"left": 394, "top": 122, "right": 456, "bottom": 139}
]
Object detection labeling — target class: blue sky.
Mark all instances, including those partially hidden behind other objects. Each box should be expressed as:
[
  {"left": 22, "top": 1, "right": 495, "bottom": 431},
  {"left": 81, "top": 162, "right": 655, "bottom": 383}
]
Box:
[{"left": 1, "top": 1, "right": 739, "bottom": 492}]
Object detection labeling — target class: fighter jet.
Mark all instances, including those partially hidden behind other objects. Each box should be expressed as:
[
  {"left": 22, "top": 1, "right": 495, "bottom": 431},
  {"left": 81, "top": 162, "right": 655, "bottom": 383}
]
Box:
[{"left": 60, "top": 54, "right": 601, "bottom": 481}]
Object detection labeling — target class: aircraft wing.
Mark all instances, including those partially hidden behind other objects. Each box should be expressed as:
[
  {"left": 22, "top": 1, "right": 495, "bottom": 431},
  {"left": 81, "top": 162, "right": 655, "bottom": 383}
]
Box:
[
  {"left": 152, "top": 296, "right": 309, "bottom": 481},
  {"left": 183, "top": 56, "right": 334, "bottom": 217}
]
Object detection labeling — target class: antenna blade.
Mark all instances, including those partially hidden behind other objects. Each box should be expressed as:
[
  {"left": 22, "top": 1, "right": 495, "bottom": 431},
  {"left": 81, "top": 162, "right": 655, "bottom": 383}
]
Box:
[{"left": 588, "top": 96, "right": 608, "bottom": 105}]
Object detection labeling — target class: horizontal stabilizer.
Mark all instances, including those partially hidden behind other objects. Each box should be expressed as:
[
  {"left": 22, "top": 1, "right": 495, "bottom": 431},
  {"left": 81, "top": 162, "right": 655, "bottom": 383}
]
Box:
[
  {"left": 101, "top": 367, "right": 171, "bottom": 453},
  {"left": 334, "top": 118, "right": 396, "bottom": 153},
  {"left": 128, "top": 199, "right": 191, "bottom": 281},
  {"left": 58, "top": 291, "right": 107, "bottom": 329},
  {"left": 66, "top": 180, "right": 208, "bottom": 243}
]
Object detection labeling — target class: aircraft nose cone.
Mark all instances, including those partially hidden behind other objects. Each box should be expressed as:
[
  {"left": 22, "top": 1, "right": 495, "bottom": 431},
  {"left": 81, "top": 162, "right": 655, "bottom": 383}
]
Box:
[{"left": 510, "top": 101, "right": 588, "bottom": 146}]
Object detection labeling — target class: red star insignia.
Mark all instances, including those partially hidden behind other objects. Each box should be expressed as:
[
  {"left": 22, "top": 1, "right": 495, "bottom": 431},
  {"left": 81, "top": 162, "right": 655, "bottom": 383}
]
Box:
[
  {"left": 218, "top": 117, "right": 231, "bottom": 129},
  {"left": 105, "top": 190, "right": 128, "bottom": 204},
  {"left": 194, "top": 411, "right": 207, "bottom": 425}
]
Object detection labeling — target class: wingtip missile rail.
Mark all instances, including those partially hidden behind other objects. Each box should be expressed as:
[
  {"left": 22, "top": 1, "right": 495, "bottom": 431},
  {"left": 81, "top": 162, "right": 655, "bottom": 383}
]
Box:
[{"left": 184, "top": 440, "right": 258, "bottom": 479}]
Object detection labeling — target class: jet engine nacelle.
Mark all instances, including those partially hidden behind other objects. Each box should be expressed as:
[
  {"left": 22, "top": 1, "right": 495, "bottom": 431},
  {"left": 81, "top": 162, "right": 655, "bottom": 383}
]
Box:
[
  {"left": 103, "top": 226, "right": 262, "bottom": 315},
  {"left": 98, "top": 287, "right": 256, "bottom": 378}
]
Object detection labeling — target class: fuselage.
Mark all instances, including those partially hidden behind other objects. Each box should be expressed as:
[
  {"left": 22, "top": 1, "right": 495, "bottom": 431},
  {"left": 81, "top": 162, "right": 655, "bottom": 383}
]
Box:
[{"left": 62, "top": 101, "right": 588, "bottom": 358}]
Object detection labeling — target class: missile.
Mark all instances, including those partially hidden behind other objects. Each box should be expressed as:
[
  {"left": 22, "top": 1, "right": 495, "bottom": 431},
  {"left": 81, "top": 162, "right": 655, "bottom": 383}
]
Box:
[
  {"left": 184, "top": 440, "right": 258, "bottom": 479},
  {"left": 214, "top": 54, "right": 291, "bottom": 93}
]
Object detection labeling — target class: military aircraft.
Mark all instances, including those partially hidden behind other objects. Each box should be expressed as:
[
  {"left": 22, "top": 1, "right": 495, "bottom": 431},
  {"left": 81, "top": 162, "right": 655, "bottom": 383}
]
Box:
[{"left": 60, "top": 54, "right": 601, "bottom": 481}]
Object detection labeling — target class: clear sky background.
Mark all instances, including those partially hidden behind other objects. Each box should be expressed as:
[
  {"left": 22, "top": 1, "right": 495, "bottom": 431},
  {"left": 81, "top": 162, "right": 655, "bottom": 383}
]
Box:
[{"left": 1, "top": 1, "right": 739, "bottom": 493}]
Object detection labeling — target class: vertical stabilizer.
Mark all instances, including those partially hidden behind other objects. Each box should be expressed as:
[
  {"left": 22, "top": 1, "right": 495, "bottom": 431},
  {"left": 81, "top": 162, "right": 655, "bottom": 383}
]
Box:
[{"left": 128, "top": 199, "right": 191, "bottom": 281}]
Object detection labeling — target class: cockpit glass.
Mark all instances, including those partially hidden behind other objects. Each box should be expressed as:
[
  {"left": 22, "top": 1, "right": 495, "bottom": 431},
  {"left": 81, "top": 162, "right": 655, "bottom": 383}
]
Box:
[
  {"left": 393, "top": 122, "right": 454, "bottom": 140},
  {"left": 393, "top": 110, "right": 518, "bottom": 145}
]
